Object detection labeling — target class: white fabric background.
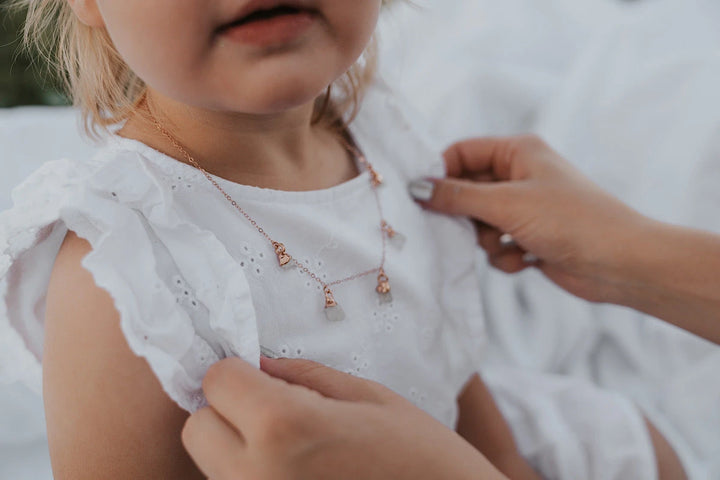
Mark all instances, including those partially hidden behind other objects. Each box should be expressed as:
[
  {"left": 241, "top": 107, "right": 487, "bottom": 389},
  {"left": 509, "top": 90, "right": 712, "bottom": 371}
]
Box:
[
  {"left": 377, "top": 0, "right": 720, "bottom": 478},
  {"left": 2, "top": 0, "right": 720, "bottom": 478}
]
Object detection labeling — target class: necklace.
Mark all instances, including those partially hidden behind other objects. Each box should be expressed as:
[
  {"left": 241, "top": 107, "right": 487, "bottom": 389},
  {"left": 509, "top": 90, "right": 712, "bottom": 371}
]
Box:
[{"left": 148, "top": 113, "right": 405, "bottom": 322}]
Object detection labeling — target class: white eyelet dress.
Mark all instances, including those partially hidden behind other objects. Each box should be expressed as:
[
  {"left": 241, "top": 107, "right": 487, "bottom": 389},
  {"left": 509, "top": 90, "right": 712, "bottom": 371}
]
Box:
[{"left": 0, "top": 79, "right": 485, "bottom": 428}]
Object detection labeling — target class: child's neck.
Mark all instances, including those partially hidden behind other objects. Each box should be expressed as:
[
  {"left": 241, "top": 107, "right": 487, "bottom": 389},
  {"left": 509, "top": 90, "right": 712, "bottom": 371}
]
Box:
[{"left": 119, "top": 90, "right": 358, "bottom": 191}]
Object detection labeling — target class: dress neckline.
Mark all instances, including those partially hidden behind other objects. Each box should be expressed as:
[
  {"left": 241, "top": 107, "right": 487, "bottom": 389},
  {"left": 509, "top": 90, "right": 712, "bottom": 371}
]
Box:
[{"left": 106, "top": 134, "right": 373, "bottom": 205}]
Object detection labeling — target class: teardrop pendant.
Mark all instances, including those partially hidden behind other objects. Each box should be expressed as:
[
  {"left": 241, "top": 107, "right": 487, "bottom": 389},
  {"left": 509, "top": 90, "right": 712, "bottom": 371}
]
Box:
[
  {"left": 382, "top": 221, "right": 406, "bottom": 250},
  {"left": 273, "top": 242, "right": 294, "bottom": 269},
  {"left": 376, "top": 269, "right": 393, "bottom": 304},
  {"left": 324, "top": 287, "right": 345, "bottom": 321}
]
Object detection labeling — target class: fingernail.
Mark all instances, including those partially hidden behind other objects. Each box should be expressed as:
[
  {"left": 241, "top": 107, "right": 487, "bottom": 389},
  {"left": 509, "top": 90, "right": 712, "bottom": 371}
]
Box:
[
  {"left": 408, "top": 179, "right": 436, "bottom": 202},
  {"left": 259, "top": 356, "right": 276, "bottom": 371},
  {"left": 522, "top": 253, "right": 539, "bottom": 264},
  {"left": 499, "top": 233, "right": 517, "bottom": 248},
  {"left": 260, "top": 346, "right": 280, "bottom": 359}
]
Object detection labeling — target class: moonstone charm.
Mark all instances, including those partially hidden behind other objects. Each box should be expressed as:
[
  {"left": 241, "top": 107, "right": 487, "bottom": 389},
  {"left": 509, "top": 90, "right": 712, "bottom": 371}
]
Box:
[
  {"left": 378, "top": 290, "right": 393, "bottom": 305},
  {"left": 382, "top": 222, "right": 406, "bottom": 250},
  {"left": 388, "top": 231, "right": 406, "bottom": 250},
  {"left": 325, "top": 304, "right": 346, "bottom": 322},
  {"left": 324, "top": 287, "right": 345, "bottom": 321}
]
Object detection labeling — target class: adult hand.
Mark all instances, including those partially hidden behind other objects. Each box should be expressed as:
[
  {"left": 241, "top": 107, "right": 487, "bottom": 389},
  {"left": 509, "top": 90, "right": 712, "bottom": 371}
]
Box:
[
  {"left": 182, "top": 357, "right": 507, "bottom": 480},
  {"left": 411, "top": 135, "right": 648, "bottom": 304},
  {"left": 411, "top": 135, "right": 720, "bottom": 345}
]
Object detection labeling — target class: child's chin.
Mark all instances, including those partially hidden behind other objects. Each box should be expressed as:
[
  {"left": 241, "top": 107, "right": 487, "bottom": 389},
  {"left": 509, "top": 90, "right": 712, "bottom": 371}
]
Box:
[{"left": 227, "top": 90, "right": 327, "bottom": 115}]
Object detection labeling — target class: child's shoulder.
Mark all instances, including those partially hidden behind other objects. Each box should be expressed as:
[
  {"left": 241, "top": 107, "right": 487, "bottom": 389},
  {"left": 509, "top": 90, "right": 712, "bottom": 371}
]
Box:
[
  {"left": 5, "top": 137, "right": 162, "bottom": 212},
  {"left": 3, "top": 135, "right": 221, "bottom": 245},
  {"left": 0, "top": 140, "right": 260, "bottom": 412}
]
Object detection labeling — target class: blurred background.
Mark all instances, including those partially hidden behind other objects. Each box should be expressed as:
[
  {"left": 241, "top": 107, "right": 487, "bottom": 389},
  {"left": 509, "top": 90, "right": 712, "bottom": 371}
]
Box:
[
  {"left": 0, "top": 1, "right": 67, "bottom": 107},
  {"left": 2, "top": 0, "right": 720, "bottom": 479}
]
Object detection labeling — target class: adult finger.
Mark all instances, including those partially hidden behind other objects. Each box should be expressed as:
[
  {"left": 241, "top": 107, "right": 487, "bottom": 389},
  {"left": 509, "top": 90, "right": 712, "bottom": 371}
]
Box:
[
  {"left": 202, "top": 357, "right": 286, "bottom": 432},
  {"left": 260, "top": 357, "right": 388, "bottom": 404},
  {"left": 443, "top": 137, "right": 514, "bottom": 180},
  {"left": 477, "top": 228, "right": 511, "bottom": 256},
  {"left": 182, "top": 407, "right": 246, "bottom": 480},
  {"left": 411, "top": 177, "right": 514, "bottom": 228},
  {"left": 488, "top": 250, "right": 532, "bottom": 274},
  {"left": 473, "top": 219, "right": 495, "bottom": 233}
]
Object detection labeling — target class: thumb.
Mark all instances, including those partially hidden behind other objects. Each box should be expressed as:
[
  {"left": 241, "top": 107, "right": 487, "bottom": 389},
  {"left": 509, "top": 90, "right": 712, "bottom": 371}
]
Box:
[
  {"left": 410, "top": 177, "right": 514, "bottom": 228},
  {"left": 260, "top": 357, "right": 388, "bottom": 404}
]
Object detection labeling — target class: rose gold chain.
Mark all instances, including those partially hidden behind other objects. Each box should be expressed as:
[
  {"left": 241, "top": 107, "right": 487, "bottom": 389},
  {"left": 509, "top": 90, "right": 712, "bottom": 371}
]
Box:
[{"left": 149, "top": 115, "right": 388, "bottom": 294}]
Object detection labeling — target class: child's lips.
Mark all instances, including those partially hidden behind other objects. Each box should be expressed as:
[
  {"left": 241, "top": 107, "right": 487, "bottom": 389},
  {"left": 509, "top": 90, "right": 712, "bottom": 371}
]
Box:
[{"left": 219, "top": 9, "right": 317, "bottom": 47}]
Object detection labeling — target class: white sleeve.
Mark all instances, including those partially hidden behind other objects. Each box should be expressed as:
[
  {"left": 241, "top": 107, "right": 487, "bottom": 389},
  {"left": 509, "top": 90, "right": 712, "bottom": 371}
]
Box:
[{"left": 1, "top": 154, "right": 261, "bottom": 412}]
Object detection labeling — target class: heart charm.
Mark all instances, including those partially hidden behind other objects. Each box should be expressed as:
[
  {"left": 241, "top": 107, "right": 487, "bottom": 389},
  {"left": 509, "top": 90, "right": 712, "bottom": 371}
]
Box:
[
  {"left": 376, "top": 269, "right": 393, "bottom": 304},
  {"left": 376, "top": 270, "right": 391, "bottom": 294},
  {"left": 324, "top": 287, "right": 338, "bottom": 308},
  {"left": 278, "top": 252, "right": 292, "bottom": 267},
  {"left": 273, "top": 242, "right": 293, "bottom": 268}
]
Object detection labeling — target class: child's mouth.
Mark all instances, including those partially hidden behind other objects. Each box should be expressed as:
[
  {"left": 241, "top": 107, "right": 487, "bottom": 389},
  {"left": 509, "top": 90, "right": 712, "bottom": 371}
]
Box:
[
  {"left": 233, "top": 6, "right": 305, "bottom": 26},
  {"left": 219, "top": 4, "right": 318, "bottom": 47}
]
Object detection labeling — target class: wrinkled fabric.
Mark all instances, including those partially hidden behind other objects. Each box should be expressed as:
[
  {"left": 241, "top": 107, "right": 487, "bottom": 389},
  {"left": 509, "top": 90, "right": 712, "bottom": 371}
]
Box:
[{"left": 382, "top": 0, "right": 720, "bottom": 478}]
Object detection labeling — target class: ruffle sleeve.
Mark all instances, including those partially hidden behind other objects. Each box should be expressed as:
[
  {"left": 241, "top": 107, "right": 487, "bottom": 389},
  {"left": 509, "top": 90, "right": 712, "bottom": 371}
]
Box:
[{"left": 0, "top": 150, "right": 260, "bottom": 412}]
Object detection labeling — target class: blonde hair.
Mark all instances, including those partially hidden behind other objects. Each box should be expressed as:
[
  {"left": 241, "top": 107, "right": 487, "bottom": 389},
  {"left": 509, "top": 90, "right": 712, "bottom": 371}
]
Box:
[{"left": 11, "top": 0, "right": 389, "bottom": 138}]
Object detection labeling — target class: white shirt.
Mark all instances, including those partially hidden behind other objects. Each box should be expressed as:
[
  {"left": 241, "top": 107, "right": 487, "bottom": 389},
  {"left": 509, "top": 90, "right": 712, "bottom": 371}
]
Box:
[{"left": 0, "top": 80, "right": 484, "bottom": 428}]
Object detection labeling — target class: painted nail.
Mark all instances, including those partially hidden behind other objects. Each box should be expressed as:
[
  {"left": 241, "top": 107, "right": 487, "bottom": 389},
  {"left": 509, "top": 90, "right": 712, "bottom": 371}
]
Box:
[
  {"left": 499, "top": 233, "right": 517, "bottom": 248},
  {"left": 408, "top": 179, "right": 436, "bottom": 201},
  {"left": 522, "top": 253, "right": 539, "bottom": 264}
]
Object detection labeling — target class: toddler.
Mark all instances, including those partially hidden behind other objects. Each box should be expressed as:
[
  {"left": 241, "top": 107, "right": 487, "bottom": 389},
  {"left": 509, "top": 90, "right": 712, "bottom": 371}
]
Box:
[
  {"left": 1, "top": 0, "right": 540, "bottom": 478},
  {"left": 3, "top": 0, "right": 689, "bottom": 479}
]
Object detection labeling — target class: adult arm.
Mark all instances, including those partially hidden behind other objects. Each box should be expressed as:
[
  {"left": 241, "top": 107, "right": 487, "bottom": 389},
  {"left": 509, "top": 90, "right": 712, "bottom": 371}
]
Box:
[
  {"left": 43, "top": 230, "right": 204, "bottom": 479},
  {"left": 183, "top": 357, "right": 509, "bottom": 480},
  {"left": 412, "top": 135, "right": 720, "bottom": 345}
]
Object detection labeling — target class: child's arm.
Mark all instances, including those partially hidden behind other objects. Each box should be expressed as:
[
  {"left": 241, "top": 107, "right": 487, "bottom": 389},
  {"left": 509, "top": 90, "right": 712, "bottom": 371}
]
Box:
[
  {"left": 456, "top": 374, "right": 542, "bottom": 480},
  {"left": 645, "top": 417, "right": 688, "bottom": 480},
  {"left": 43, "top": 230, "right": 204, "bottom": 479},
  {"left": 458, "top": 375, "right": 687, "bottom": 480}
]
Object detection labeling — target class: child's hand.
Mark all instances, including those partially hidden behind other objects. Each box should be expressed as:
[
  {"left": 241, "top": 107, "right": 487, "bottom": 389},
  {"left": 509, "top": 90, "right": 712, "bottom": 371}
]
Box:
[
  {"left": 410, "top": 135, "right": 649, "bottom": 305},
  {"left": 182, "top": 357, "right": 509, "bottom": 480}
]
